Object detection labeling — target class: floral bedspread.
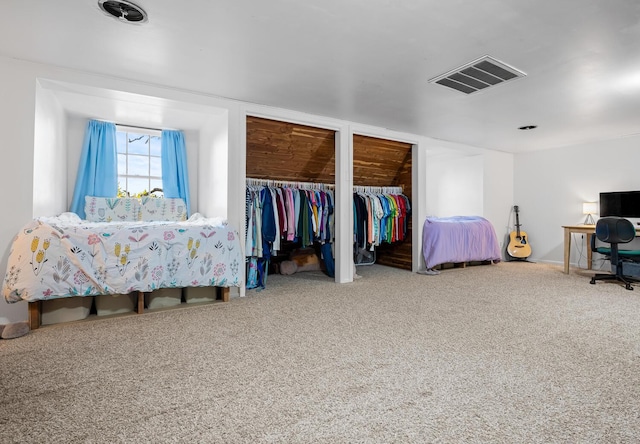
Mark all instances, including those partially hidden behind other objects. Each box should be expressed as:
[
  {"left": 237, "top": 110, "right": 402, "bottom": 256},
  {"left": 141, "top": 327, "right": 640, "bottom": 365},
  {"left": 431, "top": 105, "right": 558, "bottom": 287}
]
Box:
[{"left": 2, "top": 213, "right": 243, "bottom": 303}]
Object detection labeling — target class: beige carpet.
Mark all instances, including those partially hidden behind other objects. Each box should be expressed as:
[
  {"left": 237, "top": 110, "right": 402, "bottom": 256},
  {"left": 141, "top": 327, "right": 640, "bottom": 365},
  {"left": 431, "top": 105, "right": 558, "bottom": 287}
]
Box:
[{"left": 1, "top": 262, "right": 639, "bottom": 443}]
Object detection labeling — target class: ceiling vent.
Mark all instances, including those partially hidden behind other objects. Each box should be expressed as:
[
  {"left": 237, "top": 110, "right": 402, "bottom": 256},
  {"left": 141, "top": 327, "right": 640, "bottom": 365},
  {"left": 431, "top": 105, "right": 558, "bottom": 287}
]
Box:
[
  {"left": 98, "top": 0, "right": 148, "bottom": 23},
  {"left": 429, "top": 56, "right": 526, "bottom": 94}
]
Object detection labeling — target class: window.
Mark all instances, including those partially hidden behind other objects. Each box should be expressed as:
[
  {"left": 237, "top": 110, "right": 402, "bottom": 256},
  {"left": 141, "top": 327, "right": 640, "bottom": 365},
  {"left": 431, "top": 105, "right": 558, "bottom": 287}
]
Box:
[{"left": 116, "top": 126, "right": 163, "bottom": 197}]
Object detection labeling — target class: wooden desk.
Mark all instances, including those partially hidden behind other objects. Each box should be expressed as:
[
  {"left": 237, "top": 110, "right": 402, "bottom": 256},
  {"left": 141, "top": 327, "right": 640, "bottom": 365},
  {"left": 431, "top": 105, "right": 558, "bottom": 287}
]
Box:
[
  {"left": 562, "top": 225, "right": 595, "bottom": 274},
  {"left": 562, "top": 224, "right": 640, "bottom": 274}
]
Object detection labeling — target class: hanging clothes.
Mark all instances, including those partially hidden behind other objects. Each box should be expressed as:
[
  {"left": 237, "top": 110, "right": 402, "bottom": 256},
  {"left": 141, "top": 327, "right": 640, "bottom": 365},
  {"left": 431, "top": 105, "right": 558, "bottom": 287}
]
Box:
[
  {"left": 246, "top": 179, "right": 409, "bottom": 287},
  {"left": 352, "top": 188, "right": 411, "bottom": 251},
  {"left": 245, "top": 179, "right": 336, "bottom": 290}
]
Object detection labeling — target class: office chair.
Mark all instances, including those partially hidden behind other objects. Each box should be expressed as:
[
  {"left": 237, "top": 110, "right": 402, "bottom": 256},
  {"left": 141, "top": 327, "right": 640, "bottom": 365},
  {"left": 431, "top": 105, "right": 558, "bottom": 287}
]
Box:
[{"left": 590, "top": 217, "right": 640, "bottom": 290}]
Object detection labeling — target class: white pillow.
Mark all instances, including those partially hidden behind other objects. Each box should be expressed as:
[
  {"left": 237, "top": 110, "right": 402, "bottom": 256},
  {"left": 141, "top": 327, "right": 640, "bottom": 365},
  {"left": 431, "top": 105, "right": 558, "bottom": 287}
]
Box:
[{"left": 84, "top": 196, "right": 141, "bottom": 222}]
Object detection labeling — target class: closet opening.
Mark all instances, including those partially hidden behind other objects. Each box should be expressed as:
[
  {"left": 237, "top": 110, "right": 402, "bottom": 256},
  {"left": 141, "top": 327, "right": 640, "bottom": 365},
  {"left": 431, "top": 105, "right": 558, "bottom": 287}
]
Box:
[
  {"left": 246, "top": 116, "right": 337, "bottom": 289},
  {"left": 353, "top": 134, "right": 413, "bottom": 271}
]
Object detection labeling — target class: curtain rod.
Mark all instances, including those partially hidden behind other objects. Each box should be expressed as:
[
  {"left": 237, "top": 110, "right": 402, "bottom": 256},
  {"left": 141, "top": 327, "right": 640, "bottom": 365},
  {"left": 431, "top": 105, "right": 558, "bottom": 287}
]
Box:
[{"left": 115, "top": 122, "right": 165, "bottom": 132}]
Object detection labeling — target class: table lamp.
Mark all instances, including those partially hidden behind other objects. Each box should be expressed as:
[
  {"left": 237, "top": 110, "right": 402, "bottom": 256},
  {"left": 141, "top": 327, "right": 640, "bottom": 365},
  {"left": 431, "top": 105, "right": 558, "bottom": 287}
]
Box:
[{"left": 583, "top": 202, "right": 597, "bottom": 225}]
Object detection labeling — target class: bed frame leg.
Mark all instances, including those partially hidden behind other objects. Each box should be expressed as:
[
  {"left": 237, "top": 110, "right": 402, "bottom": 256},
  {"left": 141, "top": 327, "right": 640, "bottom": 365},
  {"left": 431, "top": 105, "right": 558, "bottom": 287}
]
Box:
[
  {"left": 28, "top": 301, "right": 41, "bottom": 330},
  {"left": 136, "top": 291, "right": 144, "bottom": 314},
  {"left": 219, "top": 287, "right": 230, "bottom": 302}
]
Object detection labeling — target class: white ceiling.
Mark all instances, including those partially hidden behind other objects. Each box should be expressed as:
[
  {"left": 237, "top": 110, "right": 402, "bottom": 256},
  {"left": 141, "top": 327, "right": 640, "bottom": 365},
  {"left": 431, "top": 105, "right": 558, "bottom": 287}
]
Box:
[{"left": 2, "top": 0, "right": 640, "bottom": 153}]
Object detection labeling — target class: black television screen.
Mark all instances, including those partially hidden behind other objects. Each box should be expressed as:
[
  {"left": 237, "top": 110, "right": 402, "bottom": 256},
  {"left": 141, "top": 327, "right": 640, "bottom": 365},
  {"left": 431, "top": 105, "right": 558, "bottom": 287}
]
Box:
[{"left": 600, "top": 191, "right": 640, "bottom": 218}]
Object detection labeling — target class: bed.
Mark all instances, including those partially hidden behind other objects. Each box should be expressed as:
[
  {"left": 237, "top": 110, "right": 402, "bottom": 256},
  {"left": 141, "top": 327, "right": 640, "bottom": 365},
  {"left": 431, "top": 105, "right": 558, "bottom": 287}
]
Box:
[
  {"left": 2, "top": 197, "right": 243, "bottom": 328},
  {"left": 422, "top": 216, "right": 502, "bottom": 270}
]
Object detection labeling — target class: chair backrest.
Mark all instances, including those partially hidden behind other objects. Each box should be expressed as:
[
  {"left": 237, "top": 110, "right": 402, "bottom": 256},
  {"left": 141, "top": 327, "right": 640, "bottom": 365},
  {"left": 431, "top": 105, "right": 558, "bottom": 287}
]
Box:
[{"left": 595, "top": 217, "right": 636, "bottom": 244}]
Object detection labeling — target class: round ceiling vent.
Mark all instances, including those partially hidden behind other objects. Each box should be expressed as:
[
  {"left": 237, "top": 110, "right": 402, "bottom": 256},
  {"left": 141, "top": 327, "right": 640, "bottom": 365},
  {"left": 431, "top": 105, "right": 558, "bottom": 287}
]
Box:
[{"left": 98, "top": 0, "right": 148, "bottom": 23}]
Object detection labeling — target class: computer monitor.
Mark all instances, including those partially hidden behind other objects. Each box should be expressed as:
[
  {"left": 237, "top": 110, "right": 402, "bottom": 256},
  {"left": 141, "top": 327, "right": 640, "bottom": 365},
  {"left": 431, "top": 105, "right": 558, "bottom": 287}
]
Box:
[{"left": 600, "top": 191, "right": 640, "bottom": 219}]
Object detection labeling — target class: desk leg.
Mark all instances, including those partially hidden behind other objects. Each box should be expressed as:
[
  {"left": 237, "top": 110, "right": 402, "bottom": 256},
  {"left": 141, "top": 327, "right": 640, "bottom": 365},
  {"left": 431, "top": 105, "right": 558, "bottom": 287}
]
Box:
[
  {"left": 564, "top": 228, "right": 571, "bottom": 274},
  {"left": 586, "top": 233, "right": 593, "bottom": 270}
]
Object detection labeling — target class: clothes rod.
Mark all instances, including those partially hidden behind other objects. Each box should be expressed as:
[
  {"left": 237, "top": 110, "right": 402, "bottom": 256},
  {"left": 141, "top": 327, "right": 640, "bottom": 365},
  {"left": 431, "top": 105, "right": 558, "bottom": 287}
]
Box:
[
  {"left": 246, "top": 178, "right": 404, "bottom": 194},
  {"left": 246, "top": 178, "right": 335, "bottom": 189},
  {"left": 354, "top": 185, "right": 403, "bottom": 194}
]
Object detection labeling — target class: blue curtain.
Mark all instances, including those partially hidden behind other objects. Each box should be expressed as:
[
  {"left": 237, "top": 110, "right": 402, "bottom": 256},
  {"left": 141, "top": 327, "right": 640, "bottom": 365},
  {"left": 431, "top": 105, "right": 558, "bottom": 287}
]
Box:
[
  {"left": 69, "top": 120, "right": 117, "bottom": 219},
  {"left": 161, "top": 130, "right": 191, "bottom": 215}
]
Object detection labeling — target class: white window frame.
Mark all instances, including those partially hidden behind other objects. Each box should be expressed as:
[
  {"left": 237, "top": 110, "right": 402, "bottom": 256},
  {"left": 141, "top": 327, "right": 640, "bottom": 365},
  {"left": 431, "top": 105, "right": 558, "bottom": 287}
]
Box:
[{"left": 116, "top": 125, "right": 163, "bottom": 197}]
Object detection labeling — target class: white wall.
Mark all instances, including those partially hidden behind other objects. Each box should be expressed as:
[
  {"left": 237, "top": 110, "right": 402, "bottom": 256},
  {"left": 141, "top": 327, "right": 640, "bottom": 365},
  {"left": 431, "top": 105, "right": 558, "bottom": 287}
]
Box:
[
  {"left": 34, "top": 81, "right": 67, "bottom": 216},
  {"left": 66, "top": 116, "right": 86, "bottom": 206},
  {"left": 198, "top": 112, "right": 230, "bottom": 219},
  {"left": 413, "top": 144, "right": 427, "bottom": 271},
  {"left": 0, "top": 58, "right": 39, "bottom": 324},
  {"left": 514, "top": 134, "right": 640, "bottom": 268},
  {"left": 483, "top": 150, "right": 515, "bottom": 253},
  {"left": 426, "top": 155, "right": 484, "bottom": 217}
]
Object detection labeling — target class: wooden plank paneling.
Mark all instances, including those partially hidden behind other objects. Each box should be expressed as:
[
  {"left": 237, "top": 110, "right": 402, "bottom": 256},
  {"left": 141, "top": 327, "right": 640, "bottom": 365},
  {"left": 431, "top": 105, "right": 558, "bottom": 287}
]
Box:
[
  {"left": 246, "top": 116, "right": 336, "bottom": 183},
  {"left": 353, "top": 135, "right": 412, "bottom": 201},
  {"left": 353, "top": 135, "right": 413, "bottom": 271}
]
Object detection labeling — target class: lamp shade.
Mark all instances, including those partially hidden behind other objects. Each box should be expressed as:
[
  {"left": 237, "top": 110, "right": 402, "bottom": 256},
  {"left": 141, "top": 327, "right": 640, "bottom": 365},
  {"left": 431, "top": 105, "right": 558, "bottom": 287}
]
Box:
[{"left": 583, "top": 202, "right": 598, "bottom": 215}]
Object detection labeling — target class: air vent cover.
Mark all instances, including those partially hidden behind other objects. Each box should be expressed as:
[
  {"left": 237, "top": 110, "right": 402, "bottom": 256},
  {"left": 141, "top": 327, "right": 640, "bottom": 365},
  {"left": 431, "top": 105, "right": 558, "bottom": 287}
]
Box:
[
  {"left": 98, "top": 0, "right": 148, "bottom": 23},
  {"left": 429, "top": 56, "right": 526, "bottom": 94}
]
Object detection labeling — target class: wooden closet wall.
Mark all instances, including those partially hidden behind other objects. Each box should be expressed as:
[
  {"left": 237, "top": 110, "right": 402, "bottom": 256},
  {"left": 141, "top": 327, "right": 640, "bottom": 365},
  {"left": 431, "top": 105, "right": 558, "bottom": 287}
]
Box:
[
  {"left": 353, "top": 134, "right": 413, "bottom": 270},
  {"left": 246, "top": 116, "right": 335, "bottom": 183}
]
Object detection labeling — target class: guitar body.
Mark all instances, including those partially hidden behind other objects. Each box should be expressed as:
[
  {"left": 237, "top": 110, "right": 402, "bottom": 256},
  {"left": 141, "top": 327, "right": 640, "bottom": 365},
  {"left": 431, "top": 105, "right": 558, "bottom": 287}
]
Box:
[
  {"left": 507, "top": 229, "right": 532, "bottom": 258},
  {"left": 507, "top": 205, "right": 532, "bottom": 260}
]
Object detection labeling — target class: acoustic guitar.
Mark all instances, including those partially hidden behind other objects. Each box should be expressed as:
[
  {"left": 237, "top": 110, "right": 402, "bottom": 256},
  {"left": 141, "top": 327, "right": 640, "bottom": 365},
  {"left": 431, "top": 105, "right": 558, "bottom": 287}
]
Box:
[{"left": 507, "top": 205, "right": 532, "bottom": 259}]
